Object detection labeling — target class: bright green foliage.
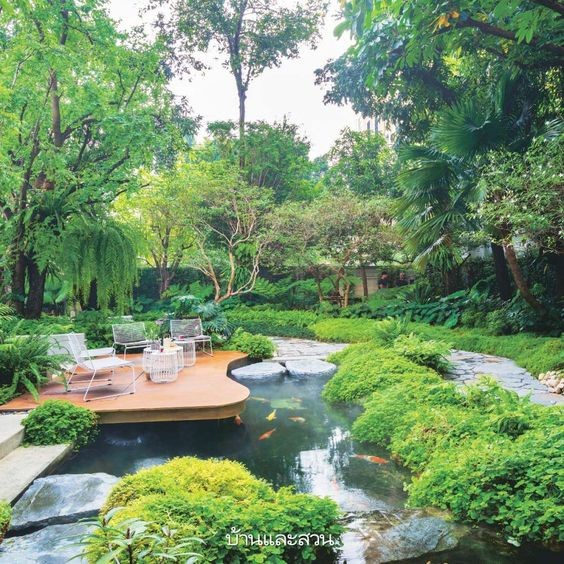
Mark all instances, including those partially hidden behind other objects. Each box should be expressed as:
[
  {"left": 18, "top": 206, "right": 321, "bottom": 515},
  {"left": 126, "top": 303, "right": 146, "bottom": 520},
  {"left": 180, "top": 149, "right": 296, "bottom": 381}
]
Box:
[
  {"left": 322, "top": 342, "right": 436, "bottom": 403},
  {"left": 326, "top": 340, "right": 564, "bottom": 543},
  {"left": 0, "top": 0, "right": 178, "bottom": 318},
  {"left": 227, "top": 328, "right": 275, "bottom": 360},
  {"left": 372, "top": 316, "right": 410, "bottom": 345},
  {"left": 392, "top": 333, "right": 452, "bottom": 374},
  {"left": 23, "top": 400, "right": 98, "bottom": 450},
  {"left": 228, "top": 306, "right": 320, "bottom": 339},
  {"left": 101, "top": 457, "right": 342, "bottom": 563},
  {"left": 0, "top": 325, "right": 63, "bottom": 402},
  {"left": 80, "top": 509, "right": 203, "bottom": 564},
  {"left": 0, "top": 501, "right": 11, "bottom": 543},
  {"left": 312, "top": 319, "right": 377, "bottom": 343},
  {"left": 324, "top": 128, "right": 397, "bottom": 197}
]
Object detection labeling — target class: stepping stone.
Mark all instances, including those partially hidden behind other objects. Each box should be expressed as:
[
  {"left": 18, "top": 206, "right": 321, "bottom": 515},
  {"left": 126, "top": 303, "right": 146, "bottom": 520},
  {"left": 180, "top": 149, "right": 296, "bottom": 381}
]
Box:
[
  {"left": 231, "top": 362, "right": 287, "bottom": 379},
  {"left": 285, "top": 359, "right": 337, "bottom": 378},
  {"left": 0, "top": 522, "right": 93, "bottom": 563},
  {"left": 10, "top": 473, "right": 119, "bottom": 532}
]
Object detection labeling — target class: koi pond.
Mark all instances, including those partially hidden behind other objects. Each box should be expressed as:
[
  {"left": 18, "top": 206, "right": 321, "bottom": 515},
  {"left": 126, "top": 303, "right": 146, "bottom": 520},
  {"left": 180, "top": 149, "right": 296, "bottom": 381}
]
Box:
[{"left": 60, "top": 372, "right": 558, "bottom": 563}]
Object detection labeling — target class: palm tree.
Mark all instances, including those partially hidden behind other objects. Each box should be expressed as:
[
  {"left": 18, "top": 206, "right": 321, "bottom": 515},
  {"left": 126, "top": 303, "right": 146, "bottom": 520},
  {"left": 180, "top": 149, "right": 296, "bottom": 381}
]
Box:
[{"left": 397, "top": 72, "right": 548, "bottom": 312}]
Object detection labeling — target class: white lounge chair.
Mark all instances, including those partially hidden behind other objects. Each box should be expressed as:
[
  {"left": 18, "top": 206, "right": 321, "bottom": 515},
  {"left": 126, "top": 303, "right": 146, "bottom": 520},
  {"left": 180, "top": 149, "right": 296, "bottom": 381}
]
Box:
[
  {"left": 112, "top": 322, "right": 151, "bottom": 358},
  {"left": 48, "top": 333, "right": 115, "bottom": 390},
  {"left": 65, "top": 333, "right": 137, "bottom": 402},
  {"left": 170, "top": 318, "right": 213, "bottom": 356}
]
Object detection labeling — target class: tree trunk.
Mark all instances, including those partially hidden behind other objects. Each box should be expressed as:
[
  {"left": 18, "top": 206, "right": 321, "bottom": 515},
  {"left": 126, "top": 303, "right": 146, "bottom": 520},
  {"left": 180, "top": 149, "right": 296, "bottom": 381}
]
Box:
[
  {"left": 87, "top": 280, "right": 98, "bottom": 310},
  {"left": 237, "top": 84, "right": 246, "bottom": 168},
  {"left": 11, "top": 251, "right": 26, "bottom": 316},
  {"left": 491, "top": 242, "right": 512, "bottom": 300},
  {"left": 24, "top": 258, "right": 47, "bottom": 319},
  {"left": 360, "top": 266, "right": 369, "bottom": 299},
  {"left": 503, "top": 243, "right": 546, "bottom": 313},
  {"left": 159, "top": 266, "right": 171, "bottom": 298}
]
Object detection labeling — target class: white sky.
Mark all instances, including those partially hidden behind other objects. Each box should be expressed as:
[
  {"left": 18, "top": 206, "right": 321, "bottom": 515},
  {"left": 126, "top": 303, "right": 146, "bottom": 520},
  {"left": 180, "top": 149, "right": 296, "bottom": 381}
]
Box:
[{"left": 108, "top": 0, "right": 359, "bottom": 157}]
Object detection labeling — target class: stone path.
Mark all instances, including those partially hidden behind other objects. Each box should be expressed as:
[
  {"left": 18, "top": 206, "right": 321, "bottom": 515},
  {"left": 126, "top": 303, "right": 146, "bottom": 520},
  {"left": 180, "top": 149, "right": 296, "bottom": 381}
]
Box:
[
  {"left": 270, "top": 337, "right": 347, "bottom": 361},
  {"left": 269, "top": 337, "right": 563, "bottom": 406},
  {"left": 446, "top": 350, "right": 563, "bottom": 406}
]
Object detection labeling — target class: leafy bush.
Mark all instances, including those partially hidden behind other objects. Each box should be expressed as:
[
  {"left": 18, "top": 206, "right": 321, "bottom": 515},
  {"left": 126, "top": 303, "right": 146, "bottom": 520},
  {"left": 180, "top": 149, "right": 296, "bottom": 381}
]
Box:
[
  {"left": 227, "top": 328, "right": 275, "bottom": 359},
  {"left": 227, "top": 306, "right": 319, "bottom": 338},
  {"left": 73, "top": 311, "right": 114, "bottom": 347},
  {"left": 312, "top": 318, "right": 377, "bottom": 343},
  {"left": 0, "top": 501, "right": 11, "bottom": 542},
  {"left": 80, "top": 508, "right": 204, "bottom": 563},
  {"left": 22, "top": 400, "right": 98, "bottom": 450},
  {"left": 322, "top": 342, "right": 436, "bottom": 403},
  {"left": 372, "top": 316, "right": 410, "bottom": 345},
  {"left": 325, "top": 340, "right": 563, "bottom": 544},
  {"left": 392, "top": 333, "right": 452, "bottom": 373},
  {"left": 0, "top": 324, "right": 64, "bottom": 403},
  {"left": 100, "top": 457, "right": 342, "bottom": 563}
]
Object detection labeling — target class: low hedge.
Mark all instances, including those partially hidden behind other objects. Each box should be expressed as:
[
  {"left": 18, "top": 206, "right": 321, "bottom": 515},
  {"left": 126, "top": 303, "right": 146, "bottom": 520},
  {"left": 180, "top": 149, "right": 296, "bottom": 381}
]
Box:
[
  {"left": 98, "top": 457, "right": 342, "bottom": 563},
  {"left": 310, "top": 317, "right": 562, "bottom": 376},
  {"left": 226, "top": 328, "right": 275, "bottom": 360},
  {"left": 323, "top": 344, "right": 564, "bottom": 544},
  {"left": 227, "top": 306, "right": 320, "bottom": 339}
]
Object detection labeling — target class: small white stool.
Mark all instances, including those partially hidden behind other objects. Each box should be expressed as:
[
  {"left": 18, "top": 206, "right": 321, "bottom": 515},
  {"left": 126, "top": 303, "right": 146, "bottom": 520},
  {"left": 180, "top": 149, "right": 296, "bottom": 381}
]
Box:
[
  {"left": 173, "top": 339, "right": 196, "bottom": 367},
  {"left": 143, "top": 347, "right": 184, "bottom": 383}
]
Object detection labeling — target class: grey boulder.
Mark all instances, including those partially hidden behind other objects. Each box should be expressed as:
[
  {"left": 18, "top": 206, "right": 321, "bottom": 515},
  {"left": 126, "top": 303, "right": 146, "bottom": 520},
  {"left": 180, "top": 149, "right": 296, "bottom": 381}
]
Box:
[
  {"left": 343, "top": 509, "right": 461, "bottom": 563},
  {"left": 0, "top": 522, "right": 93, "bottom": 563},
  {"left": 10, "top": 473, "right": 119, "bottom": 531},
  {"left": 231, "top": 362, "right": 287, "bottom": 379},
  {"left": 285, "top": 359, "right": 337, "bottom": 378}
]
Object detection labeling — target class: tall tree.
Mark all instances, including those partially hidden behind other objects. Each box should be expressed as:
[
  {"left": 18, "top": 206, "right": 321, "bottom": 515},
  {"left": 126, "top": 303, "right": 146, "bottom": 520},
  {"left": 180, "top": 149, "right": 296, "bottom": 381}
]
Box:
[
  {"left": 114, "top": 164, "right": 197, "bottom": 297},
  {"left": 150, "top": 0, "right": 325, "bottom": 154},
  {"left": 206, "top": 119, "right": 316, "bottom": 202},
  {"left": 0, "top": 0, "right": 178, "bottom": 317},
  {"left": 324, "top": 128, "right": 397, "bottom": 196}
]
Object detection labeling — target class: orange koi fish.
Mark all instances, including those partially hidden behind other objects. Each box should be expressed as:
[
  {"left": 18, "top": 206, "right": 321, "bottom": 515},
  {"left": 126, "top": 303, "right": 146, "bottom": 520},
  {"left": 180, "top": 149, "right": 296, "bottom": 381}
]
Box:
[
  {"left": 259, "top": 428, "right": 276, "bottom": 441},
  {"left": 353, "top": 454, "right": 389, "bottom": 464},
  {"left": 288, "top": 417, "right": 306, "bottom": 423}
]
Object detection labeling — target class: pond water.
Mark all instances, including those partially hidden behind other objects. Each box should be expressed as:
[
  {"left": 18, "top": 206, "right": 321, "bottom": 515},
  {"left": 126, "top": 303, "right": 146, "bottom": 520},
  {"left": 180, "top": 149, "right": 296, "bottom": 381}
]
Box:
[{"left": 59, "top": 372, "right": 559, "bottom": 563}]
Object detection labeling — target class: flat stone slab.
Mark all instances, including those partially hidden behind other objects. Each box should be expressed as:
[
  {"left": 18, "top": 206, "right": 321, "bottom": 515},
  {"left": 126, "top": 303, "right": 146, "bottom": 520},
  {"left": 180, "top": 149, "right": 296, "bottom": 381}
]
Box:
[
  {"left": 11, "top": 473, "right": 119, "bottom": 531},
  {"left": 285, "top": 359, "right": 337, "bottom": 378},
  {"left": 270, "top": 337, "right": 347, "bottom": 360},
  {"left": 0, "top": 522, "right": 93, "bottom": 563},
  {"left": 0, "top": 444, "right": 72, "bottom": 504},
  {"left": 0, "top": 414, "right": 26, "bottom": 460},
  {"left": 342, "top": 509, "right": 462, "bottom": 564},
  {"left": 231, "top": 362, "right": 287, "bottom": 379}
]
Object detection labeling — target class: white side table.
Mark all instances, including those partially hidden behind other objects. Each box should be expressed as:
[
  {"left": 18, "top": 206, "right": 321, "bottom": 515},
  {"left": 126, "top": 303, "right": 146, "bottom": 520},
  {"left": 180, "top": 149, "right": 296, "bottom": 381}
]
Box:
[
  {"left": 173, "top": 339, "right": 196, "bottom": 367},
  {"left": 143, "top": 347, "right": 184, "bottom": 383}
]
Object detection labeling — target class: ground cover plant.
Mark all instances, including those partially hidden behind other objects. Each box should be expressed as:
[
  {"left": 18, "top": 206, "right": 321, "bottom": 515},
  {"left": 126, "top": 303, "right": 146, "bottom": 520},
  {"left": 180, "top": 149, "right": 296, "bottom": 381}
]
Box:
[
  {"left": 97, "top": 457, "right": 342, "bottom": 563},
  {"left": 324, "top": 341, "right": 564, "bottom": 545},
  {"left": 227, "top": 328, "right": 275, "bottom": 360},
  {"left": 22, "top": 400, "right": 99, "bottom": 450},
  {"left": 0, "top": 502, "right": 10, "bottom": 543}
]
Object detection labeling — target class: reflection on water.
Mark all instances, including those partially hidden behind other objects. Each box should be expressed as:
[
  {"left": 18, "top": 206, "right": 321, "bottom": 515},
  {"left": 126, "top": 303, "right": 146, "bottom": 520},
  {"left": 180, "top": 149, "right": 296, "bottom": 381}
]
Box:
[{"left": 59, "top": 373, "right": 560, "bottom": 563}]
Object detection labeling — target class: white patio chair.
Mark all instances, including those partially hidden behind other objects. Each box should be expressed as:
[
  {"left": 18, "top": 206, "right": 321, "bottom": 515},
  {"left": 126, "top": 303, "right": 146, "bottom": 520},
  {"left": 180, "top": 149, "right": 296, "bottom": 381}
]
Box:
[
  {"left": 48, "top": 333, "right": 115, "bottom": 390},
  {"left": 170, "top": 318, "right": 213, "bottom": 356},
  {"left": 66, "top": 333, "right": 137, "bottom": 402},
  {"left": 112, "top": 322, "right": 151, "bottom": 358}
]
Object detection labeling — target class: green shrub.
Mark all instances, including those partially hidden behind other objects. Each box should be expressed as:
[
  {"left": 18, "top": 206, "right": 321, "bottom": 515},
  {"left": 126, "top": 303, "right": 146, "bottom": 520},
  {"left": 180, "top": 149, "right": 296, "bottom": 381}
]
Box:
[
  {"left": 80, "top": 510, "right": 204, "bottom": 564},
  {"left": 372, "top": 316, "right": 410, "bottom": 345},
  {"left": 0, "top": 324, "right": 64, "bottom": 402},
  {"left": 227, "top": 328, "right": 275, "bottom": 360},
  {"left": 322, "top": 342, "right": 437, "bottom": 404},
  {"left": 100, "top": 457, "right": 342, "bottom": 563},
  {"left": 22, "top": 400, "right": 98, "bottom": 450},
  {"left": 312, "top": 318, "right": 377, "bottom": 343},
  {"left": 0, "top": 501, "right": 11, "bottom": 542},
  {"left": 407, "top": 426, "right": 564, "bottom": 544},
  {"left": 227, "top": 306, "right": 319, "bottom": 339},
  {"left": 392, "top": 333, "right": 452, "bottom": 374}
]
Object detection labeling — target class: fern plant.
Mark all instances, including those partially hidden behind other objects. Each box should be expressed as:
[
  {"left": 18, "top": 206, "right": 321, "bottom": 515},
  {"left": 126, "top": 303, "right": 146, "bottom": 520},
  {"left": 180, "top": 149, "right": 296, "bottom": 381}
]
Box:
[{"left": 0, "top": 323, "right": 64, "bottom": 402}]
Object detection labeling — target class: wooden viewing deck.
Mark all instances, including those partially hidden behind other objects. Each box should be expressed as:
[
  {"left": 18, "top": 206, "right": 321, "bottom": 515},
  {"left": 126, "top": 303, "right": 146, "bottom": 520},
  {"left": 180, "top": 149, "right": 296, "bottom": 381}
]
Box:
[{"left": 0, "top": 351, "right": 250, "bottom": 424}]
